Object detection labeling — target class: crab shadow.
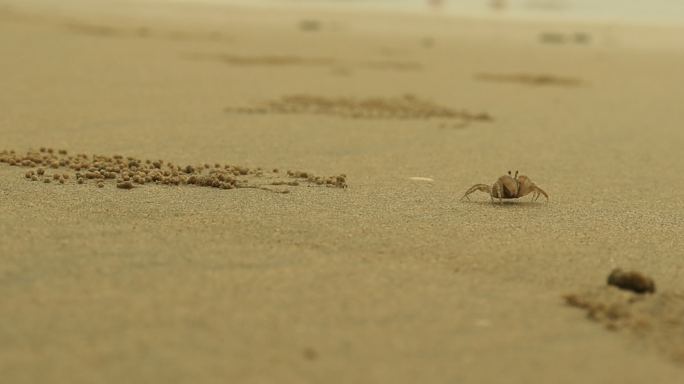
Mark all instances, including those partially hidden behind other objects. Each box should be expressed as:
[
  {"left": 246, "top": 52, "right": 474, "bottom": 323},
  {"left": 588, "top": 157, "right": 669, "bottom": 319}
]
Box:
[{"left": 462, "top": 199, "right": 547, "bottom": 208}]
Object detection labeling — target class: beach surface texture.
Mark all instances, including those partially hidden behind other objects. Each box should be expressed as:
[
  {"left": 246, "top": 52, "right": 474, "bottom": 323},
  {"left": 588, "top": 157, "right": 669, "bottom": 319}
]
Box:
[{"left": 2, "top": 1, "right": 684, "bottom": 383}]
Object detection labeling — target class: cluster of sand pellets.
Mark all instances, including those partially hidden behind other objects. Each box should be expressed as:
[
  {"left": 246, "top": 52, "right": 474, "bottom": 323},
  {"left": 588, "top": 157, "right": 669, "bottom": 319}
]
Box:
[
  {"left": 0, "top": 9, "right": 231, "bottom": 44},
  {"left": 538, "top": 32, "right": 591, "bottom": 45},
  {"left": 474, "top": 73, "right": 582, "bottom": 87},
  {"left": 183, "top": 52, "right": 421, "bottom": 71},
  {"left": 225, "top": 94, "right": 493, "bottom": 126},
  {"left": 564, "top": 269, "right": 684, "bottom": 363},
  {"left": 63, "top": 22, "right": 231, "bottom": 43},
  {"left": 564, "top": 287, "right": 684, "bottom": 363},
  {"left": 0, "top": 148, "right": 347, "bottom": 192}
]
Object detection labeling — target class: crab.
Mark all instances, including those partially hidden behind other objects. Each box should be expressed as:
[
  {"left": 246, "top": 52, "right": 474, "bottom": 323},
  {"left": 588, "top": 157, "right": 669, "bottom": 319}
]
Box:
[{"left": 461, "top": 171, "right": 548, "bottom": 204}]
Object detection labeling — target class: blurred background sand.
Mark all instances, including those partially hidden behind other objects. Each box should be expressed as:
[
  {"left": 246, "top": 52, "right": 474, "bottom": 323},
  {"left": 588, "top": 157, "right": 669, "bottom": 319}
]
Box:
[
  {"left": 1, "top": 0, "right": 684, "bottom": 383},
  {"left": 223, "top": 0, "right": 684, "bottom": 25}
]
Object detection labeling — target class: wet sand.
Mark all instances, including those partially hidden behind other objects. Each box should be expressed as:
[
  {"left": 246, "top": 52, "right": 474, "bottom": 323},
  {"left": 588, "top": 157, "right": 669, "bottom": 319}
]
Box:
[{"left": 2, "top": 1, "right": 684, "bottom": 383}]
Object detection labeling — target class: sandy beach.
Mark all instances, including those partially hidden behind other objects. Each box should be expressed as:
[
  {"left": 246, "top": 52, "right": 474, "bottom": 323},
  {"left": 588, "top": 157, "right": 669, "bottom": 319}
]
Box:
[{"left": 2, "top": 1, "right": 684, "bottom": 382}]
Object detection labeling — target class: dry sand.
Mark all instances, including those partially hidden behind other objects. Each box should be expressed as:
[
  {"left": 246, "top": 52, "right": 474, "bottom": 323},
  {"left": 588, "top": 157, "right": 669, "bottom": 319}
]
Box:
[{"left": 2, "top": 1, "right": 684, "bottom": 383}]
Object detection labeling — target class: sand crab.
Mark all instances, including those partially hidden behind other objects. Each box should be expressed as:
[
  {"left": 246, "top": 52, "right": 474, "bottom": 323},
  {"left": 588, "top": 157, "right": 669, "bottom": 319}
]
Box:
[{"left": 461, "top": 171, "right": 548, "bottom": 204}]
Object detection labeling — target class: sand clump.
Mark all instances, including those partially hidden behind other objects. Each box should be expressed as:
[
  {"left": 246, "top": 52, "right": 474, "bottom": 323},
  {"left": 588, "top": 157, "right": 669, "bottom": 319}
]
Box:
[
  {"left": 607, "top": 268, "right": 656, "bottom": 294},
  {"left": 0, "top": 148, "right": 347, "bottom": 192}
]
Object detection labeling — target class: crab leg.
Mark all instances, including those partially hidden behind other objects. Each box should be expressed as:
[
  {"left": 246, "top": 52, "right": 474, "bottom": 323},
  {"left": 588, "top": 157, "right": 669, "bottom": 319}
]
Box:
[
  {"left": 533, "top": 186, "right": 549, "bottom": 202},
  {"left": 461, "top": 184, "right": 491, "bottom": 201},
  {"left": 493, "top": 181, "right": 504, "bottom": 204}
]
